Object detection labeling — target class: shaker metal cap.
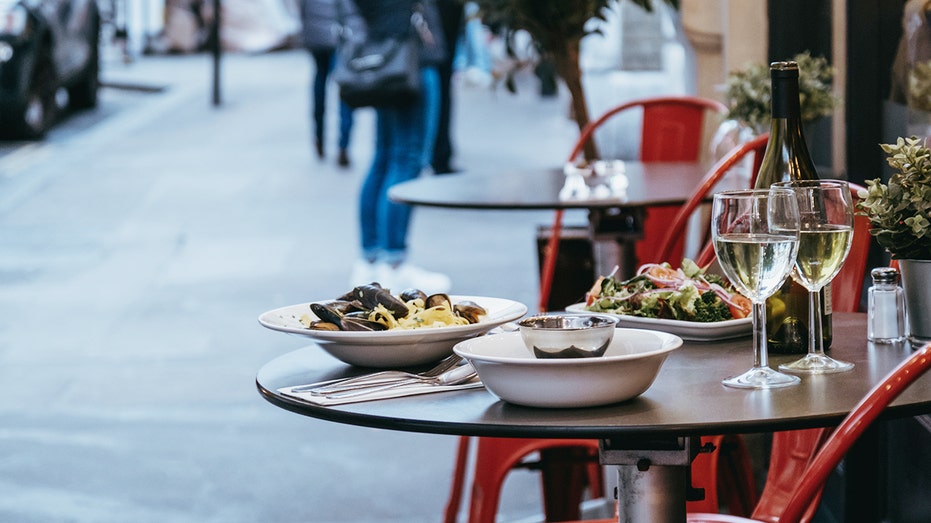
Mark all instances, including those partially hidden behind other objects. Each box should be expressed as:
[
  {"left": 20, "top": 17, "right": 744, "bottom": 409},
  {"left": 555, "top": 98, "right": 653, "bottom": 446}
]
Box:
[{"left": 871, "top": 267, "right": 900, "bottom": 284}]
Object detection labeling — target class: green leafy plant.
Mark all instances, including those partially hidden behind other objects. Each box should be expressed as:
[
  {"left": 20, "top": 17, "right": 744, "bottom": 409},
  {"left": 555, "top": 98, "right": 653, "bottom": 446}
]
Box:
[
  {"left": 723, "top": 51, "right": 838, "bottom": 132},
  {"left": 857, "top": 136, "right": 931, "bottom": 260}
]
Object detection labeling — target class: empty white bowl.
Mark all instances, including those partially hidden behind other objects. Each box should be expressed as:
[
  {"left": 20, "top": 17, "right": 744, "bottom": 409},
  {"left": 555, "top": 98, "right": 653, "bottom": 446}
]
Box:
[
  {"left": 518, "top": 313, "right": 618, "bottom": 358},
  {"left": 454, "top": 328, "right": 682, "bottom": 408}
]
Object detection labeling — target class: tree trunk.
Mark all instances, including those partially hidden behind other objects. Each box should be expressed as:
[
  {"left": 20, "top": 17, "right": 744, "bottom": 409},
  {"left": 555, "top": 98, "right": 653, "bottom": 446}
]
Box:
[{"left": 550, "top": 39, "right": 599, "bottom": 161}]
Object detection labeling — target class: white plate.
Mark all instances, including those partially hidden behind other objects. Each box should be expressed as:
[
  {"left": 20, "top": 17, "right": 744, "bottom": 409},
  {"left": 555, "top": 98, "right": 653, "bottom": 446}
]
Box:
[
  {"left": 566, "top": 303, "right": 751, "bottom": 341},
  {"left": 258, "top": 296, "right": 528, "bottom": 368},
  {"left": 454, "top": 329, "right": 682, "bottom": 408}
]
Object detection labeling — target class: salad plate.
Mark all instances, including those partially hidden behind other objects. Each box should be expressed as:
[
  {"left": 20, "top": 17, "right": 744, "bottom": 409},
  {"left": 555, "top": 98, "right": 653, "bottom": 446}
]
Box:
[
  {"left": 566, "top": 303, "right": 751, "bottom": 341},
  {"left": 258, "top": 296, "right": 528, "bottom": 368}
]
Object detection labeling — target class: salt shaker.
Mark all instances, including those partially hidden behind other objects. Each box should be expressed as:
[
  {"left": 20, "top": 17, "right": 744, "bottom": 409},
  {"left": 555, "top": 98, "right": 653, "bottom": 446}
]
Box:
[{"left": 868, "top": 267, "right": 907, "bottom": 343}]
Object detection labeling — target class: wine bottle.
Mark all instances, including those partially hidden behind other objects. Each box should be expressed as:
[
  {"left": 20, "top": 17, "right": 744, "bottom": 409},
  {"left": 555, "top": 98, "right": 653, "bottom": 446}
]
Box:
[{"left": 753, "top": 61, "right": 832, "bottom": 354}]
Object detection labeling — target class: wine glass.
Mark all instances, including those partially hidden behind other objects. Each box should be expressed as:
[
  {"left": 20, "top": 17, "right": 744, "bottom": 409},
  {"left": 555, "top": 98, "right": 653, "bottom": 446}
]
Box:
[
  {"left": 774, "top": 180, "right": 855, "bottom": 374},
  {"left": 711, "top": 188, "right": 801, "bottom": 389}
]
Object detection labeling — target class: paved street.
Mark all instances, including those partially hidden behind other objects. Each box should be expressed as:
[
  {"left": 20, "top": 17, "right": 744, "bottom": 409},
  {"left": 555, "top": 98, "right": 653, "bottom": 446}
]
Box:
[{"left": 0, "top": 47, "right": 589, "bottom": 522}]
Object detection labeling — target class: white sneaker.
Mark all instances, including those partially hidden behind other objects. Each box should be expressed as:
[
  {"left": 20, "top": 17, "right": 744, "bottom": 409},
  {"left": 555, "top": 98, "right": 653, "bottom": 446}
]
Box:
[
  {"left": 349, "top": 260, "right": 380, "bottom": 288},
  {"left": 379, "top": 263, "right": 452, "bottom": 295}
]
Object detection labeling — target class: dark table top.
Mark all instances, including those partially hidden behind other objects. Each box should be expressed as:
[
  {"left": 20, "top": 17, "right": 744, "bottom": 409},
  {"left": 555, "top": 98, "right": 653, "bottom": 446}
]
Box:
[
  {"left": 256, "top": 313, "right": 931, "bottom": 440},
  {"left": 388, "top": 162, "right": 718, "bottom": 210}
]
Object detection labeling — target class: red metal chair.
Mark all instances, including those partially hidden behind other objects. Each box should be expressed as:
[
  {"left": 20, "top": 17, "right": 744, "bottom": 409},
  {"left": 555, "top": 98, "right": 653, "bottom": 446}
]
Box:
[
  {"left": 687, "top": 342, "right": 931, "bottom": 523},
  {"left": 654, "top": 133, "right": 769, "bottom": 266},
  {"left": 443, "top": 437, "right": 603, "bottom": 523},
  {"left": 539, "top": 95, "right": 727, "bottom": 313},
  {"left": 831, "top": 182, "right": 871, "bottom": 313}
]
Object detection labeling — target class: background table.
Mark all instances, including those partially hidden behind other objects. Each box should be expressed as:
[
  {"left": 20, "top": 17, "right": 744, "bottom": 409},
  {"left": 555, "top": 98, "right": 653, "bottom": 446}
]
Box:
[
  {"left": 388, "top": 163, "right": 711, "bottom": 211},
  {"left": 256, "top": 314, "right": 931, "bottom": 521},
  {"left": 389, "top": 162, "right": 740, "bottom": 300}
]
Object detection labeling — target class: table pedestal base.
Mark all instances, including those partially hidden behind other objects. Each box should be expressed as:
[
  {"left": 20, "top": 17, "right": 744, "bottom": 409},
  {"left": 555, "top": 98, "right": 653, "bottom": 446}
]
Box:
[{"left": 601, "top": 436, "right": 702, "bottom": 523}]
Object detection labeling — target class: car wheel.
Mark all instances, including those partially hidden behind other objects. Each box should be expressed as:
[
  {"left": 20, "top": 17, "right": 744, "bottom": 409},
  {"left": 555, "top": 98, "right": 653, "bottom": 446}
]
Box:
[
  {"left": 12, "top": 45, "right": 57, "bottom": 140},
  {"left": 68, "top": 16, "right": 100, "bottom": 110}
]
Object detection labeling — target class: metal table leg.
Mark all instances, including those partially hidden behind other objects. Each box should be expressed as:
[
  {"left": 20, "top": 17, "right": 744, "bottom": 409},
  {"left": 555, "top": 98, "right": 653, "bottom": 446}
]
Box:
[{"left": 600, "top": 436, "right": 703, "bottom": 523}]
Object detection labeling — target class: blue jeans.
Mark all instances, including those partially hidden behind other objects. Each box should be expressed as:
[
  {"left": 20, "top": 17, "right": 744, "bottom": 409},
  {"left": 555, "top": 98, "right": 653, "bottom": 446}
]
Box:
[
  {"left": 311, "top": 49, "right": 354, "bottom": 150},
  {"left": 359, "top": 67, "right": 439, "bottom": 265}
]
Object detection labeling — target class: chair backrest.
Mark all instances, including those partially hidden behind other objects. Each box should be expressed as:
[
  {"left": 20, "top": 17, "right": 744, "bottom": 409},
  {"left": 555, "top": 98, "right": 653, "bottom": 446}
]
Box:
[
  {"left": 540, "top": 96, "right": 727, "bottom": 312},
  {"left": 831, "top": 182, "right": 871, "bottom": 313},
  {"left": 654, "top": 133, "right": 769, "bottom": 265},
  {"left": 774, "top": 343, "right": 931, "bottom": 523},
  {"left": 566, "top": 95, "right": 727, "bottom": 165},
  {"left": 566, "top": 96, "right": 727, "bottom": 268}
]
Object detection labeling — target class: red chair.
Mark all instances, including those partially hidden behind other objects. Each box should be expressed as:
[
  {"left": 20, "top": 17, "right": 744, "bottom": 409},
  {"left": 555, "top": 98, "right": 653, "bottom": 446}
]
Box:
[
  {"left": 443, "top": 437, "right": 603, "bottom": 523},
  {"left": 831, "top": 182, "right": 871, "bottom": 313},
  {"left": 539, "top": 95, "right": 727, "bottom": 313},
  {"left": 654, "top": 133, "right": 769, "bottom": 265},
  {"left": 687, "top": 342, "right": 931, "bottom": 523}
]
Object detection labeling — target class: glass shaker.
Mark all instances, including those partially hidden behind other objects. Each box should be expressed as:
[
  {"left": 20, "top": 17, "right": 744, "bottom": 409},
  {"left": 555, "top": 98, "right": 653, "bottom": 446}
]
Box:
[{"left": 867, "top": 267, "right": 907, "bottom": 343}]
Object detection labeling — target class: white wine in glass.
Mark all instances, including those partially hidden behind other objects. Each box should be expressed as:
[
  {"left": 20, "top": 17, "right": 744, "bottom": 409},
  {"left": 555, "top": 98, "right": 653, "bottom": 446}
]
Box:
[
  {"left": 775, "top": 180, "right": 855, "bottom": 374},
  {"left": 712, "top": 188, "right": 801, "bottom": 389}
]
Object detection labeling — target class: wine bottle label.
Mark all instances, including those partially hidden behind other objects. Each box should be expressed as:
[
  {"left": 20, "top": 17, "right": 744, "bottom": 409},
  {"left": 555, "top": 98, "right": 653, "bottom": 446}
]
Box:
[{"left": 823, "top": 283, "right": 833, "bottom": 315}]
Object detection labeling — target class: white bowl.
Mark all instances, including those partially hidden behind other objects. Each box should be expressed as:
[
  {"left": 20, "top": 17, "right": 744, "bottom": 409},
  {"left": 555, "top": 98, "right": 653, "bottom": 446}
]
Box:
[
  {"left": 258, "top": 296, "right": 528, "bottom": 368},
  {"left": 454, "top": 329, "right": 682, "bottom": 408}
]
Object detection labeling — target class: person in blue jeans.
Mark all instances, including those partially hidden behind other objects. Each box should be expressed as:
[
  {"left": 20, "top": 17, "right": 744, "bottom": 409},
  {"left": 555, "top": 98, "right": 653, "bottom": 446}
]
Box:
[
  {"left": 347, "top": 0, "right": 451, "bottom": 294},
  {"left": 301, "top": 0, "right": 354, "bottom": 167}
]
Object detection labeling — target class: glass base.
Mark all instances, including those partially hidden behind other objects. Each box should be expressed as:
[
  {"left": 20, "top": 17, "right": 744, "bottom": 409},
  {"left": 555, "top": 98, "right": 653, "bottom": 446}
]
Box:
[
  {"left": 722, "top": 366, "right": 801, "bottom": 389},
  {"left": 779, "top": 354, "right": 855, "bottom": 374}
]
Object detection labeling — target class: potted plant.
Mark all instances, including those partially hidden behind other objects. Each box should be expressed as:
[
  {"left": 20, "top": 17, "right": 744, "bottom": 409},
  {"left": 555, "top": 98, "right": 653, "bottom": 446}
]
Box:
[
  {"left": 475, "top": 0, "right": 677, "bottom": 160},
  {"left": 857, "top": 135, "right": 931, "bottom": 343},
  {"left": 711, "top": 51, "right": 838, "bottom": 166},
  {"left": 722, "top": 51, "right": 838, "bottom": 133}
]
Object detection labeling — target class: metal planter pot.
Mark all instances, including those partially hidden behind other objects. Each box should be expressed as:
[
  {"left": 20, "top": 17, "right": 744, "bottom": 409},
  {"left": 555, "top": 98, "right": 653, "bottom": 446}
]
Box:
[{"left": 898, "top": 259, "right": 931, "bottom": 344}]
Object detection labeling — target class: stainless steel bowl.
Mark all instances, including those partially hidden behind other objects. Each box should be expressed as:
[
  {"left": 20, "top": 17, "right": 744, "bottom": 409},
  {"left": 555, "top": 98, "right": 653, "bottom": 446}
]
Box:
[{"left": 517, "top": 314, "right": 618, "bottom": 358}]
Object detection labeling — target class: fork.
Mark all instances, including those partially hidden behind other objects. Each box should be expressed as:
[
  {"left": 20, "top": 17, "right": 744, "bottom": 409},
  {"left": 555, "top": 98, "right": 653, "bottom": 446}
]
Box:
[
  {"left": 290, "top": 353, "right": 463, "bottom": 395},
  {"left": 322, "top": 363, "right": 478, "bottom": 400}
]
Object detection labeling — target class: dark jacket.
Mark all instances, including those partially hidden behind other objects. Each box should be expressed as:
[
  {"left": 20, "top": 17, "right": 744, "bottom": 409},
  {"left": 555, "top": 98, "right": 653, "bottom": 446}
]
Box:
[
  {"left": 339, "top": 0, "right": 446, "bottom": 66},
  {"left": 301, "top": 0, "right": 340, "bottom": 51}
]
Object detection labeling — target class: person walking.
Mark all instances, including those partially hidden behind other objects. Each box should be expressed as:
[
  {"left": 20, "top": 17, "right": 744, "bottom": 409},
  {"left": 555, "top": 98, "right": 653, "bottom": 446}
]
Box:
[
  {"left": 343, "top": 0, "right": 452, "bottom": 294},
  {"left": 430, "top": 0, "right": 464, "bottom": 175},
  {"left": 300, "top": 0, "right": 354, "bottom": 167}
]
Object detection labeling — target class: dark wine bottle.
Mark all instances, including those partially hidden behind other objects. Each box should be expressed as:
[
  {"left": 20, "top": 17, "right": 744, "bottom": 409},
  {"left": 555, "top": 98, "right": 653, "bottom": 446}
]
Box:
[{"left": 753, "top": 61, "right": 832, "bottom": 354}]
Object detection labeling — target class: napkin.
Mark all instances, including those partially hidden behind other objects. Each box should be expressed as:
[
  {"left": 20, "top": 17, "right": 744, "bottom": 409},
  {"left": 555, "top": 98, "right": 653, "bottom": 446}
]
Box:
[{"left": 279, "top": 377, "right": 484, "bottom": 406}]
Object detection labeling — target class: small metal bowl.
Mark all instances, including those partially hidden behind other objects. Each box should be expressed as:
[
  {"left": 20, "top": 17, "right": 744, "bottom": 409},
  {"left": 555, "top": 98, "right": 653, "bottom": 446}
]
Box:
[{"left": 517, "top": 314, "right": 618, "bottom": 359}]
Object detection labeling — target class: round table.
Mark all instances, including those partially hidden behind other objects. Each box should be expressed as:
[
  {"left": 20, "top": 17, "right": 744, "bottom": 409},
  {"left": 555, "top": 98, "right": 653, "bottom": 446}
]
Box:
[
  {"left": 388, "top": 163, "right": 713, "bottom": 211},
  {"left": 256, "top": 313, "right": 931, "bottom": 522}
]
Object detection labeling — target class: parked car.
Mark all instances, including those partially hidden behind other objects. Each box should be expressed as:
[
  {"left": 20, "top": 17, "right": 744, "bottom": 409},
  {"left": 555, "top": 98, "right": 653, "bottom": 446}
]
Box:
[{"left": 0, "top": 0, "right": 100, "bottom": 139}]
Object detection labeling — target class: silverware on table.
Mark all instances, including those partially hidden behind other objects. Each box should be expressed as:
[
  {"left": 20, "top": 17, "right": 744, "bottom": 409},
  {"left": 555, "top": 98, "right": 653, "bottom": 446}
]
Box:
[
  {"left": 289, "top": 353, "right": 463, "bottom": 395},
  {"left": 322, "top": 363, "right": 478, "bottom": 400}
]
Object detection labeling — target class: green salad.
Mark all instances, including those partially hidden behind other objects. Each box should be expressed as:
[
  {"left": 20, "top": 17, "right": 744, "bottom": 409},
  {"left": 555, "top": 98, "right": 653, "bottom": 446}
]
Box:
[{"left": 585, "top": 259, "right": 750, "bottom": 322}]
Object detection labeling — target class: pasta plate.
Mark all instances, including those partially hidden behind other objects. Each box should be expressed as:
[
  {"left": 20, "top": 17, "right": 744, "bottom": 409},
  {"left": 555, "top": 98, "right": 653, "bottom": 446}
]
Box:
[{"left": 259, "top": 296, "right": 528, "bottom": 367}]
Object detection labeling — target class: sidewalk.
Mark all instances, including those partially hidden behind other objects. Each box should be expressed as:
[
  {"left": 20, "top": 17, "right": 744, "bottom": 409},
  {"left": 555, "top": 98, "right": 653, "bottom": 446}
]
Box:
[{"left": 0, "top": 48, "right": 586, "bottom": 522}]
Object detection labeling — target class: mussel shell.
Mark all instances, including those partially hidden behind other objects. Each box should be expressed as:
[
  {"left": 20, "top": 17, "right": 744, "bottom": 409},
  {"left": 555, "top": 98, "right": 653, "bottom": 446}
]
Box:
[
  {"left": 399, "top": 288, "right": 428, "bottom": 303},
  {"left": 454, "top": 300, "right": 487, "bottom": 324},
  {"left": 425, "top": 293, "right": 451, "bottom": 309},
  {"left": 308, "top": 321, "right": 340, "bottom": 331},
  {"left": 310, "top": 300, "right": 355, "bottom": 327},
  {"left": 342, "top": 284, "right": 408, "bottom": 316},
  {"left": 340, "top": 317, "right": 388, "bottom": 331},
  {"left": 337, "top": 282, "right": 383, "bottom": 302}
]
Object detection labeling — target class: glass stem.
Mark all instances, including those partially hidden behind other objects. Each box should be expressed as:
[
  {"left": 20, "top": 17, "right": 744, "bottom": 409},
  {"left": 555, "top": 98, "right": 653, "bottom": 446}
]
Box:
[
  {"left": 753, "top": 301, "right": 768, "bottom": 369},
  {"left": 808, "top": 289, "right": 824, "bottom": 356}
]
